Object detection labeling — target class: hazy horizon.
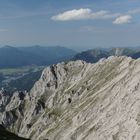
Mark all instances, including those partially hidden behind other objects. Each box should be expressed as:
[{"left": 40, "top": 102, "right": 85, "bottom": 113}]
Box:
[{"left": 1, "top": 44, "right": 140, "bottom": 52}]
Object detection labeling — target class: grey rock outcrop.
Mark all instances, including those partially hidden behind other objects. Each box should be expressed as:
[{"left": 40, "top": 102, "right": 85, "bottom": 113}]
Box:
[{"left": 1, "top": 56, "right": 140, "bottom": 140}]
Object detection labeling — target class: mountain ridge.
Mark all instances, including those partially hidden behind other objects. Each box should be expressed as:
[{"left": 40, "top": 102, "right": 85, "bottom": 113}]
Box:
[
  {"left": 1, "top": 56, "right": 140, "bottom": 139},
  {"left": 73, "top": 47, "right": 140, "bottom": 63}
]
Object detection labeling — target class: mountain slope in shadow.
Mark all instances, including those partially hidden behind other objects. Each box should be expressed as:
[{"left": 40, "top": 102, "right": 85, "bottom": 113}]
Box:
[{"left": 0, "top": 125, "right": 29, "bottom": 140}]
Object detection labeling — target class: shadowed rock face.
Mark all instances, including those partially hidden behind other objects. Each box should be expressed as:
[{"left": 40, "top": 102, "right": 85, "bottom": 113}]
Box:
[
  {"left": 0, "top": 125, "right": 29, "bottom": 140},
  {"left": 1, "top": 56, "right": 140, "bottom": 140}
]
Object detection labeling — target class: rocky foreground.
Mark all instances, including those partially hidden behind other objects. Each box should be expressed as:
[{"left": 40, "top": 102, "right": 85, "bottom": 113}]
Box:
[{"left": 0, "top": 56, "right": 140, "bottom": 140}]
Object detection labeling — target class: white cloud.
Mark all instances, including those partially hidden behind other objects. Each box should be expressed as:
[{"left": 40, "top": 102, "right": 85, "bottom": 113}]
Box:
[
  {"left": 113, "top": 15, "right": 132, "bottom": 24},
  {"left": 51, "top": 8, "right": 120, "bottom": 21},
  {"left": 51, "top": 8, "right": 91, "bottom": 21}
]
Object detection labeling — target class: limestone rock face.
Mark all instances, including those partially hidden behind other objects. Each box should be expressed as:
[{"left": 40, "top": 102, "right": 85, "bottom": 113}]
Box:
[{"left": 1, "top": 56, "right": 140, "bottom": 140}]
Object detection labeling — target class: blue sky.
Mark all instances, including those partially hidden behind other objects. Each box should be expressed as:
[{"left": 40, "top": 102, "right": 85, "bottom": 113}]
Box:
[{"left": 0, "top": 0, "right": 140, "bottom": 50}]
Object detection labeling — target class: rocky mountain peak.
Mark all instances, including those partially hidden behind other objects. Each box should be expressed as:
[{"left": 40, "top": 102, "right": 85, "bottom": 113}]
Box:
[{"left": 0, "top": 56, "right": 140, "bottom": 140}]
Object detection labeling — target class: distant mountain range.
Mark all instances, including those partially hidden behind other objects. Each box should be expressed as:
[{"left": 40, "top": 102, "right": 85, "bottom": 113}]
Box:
[
  {"left": 73, "top": 47, "right": 140, "bottom": 63},
  {"left": 0, "top": 46, "right": 76, "bottom": 68},
  {"left": 1, "top": 46, "right": 140, "bottom": 68}
]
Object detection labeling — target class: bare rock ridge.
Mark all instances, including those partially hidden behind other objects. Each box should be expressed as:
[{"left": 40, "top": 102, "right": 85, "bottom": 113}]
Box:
[{"left": 1, "top": 56, "right": 140, "bottom": 140}]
